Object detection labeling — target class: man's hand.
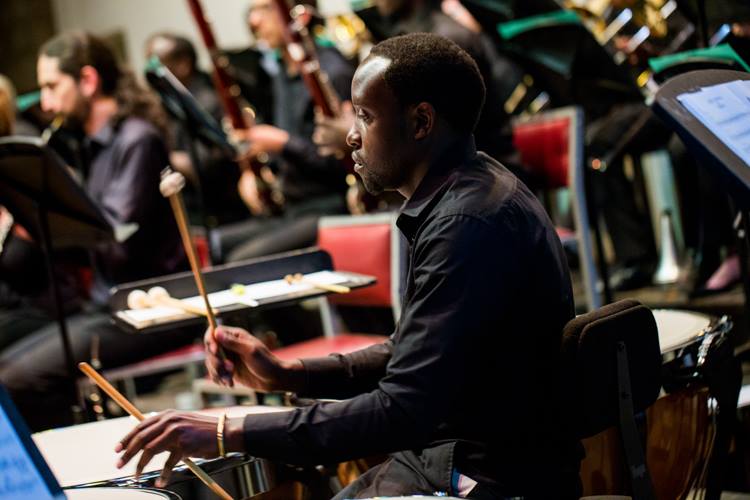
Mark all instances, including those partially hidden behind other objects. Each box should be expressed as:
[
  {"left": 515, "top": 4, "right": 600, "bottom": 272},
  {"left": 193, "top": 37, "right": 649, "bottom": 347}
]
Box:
[
  {"left": 243, "top": 124, "right": 290, "bottom": 156},
  {"left": 237, "top": 170, "right": 266, "bottom": 216},
  {"left": 204, "top": 325, "right": 305, "bottom": 393},
  {"left": 169, "top": 151, "right": 199, "bottom": 187},
  {"left": 115, "top": 410, "right": 244, "bottom": 487},
  {"left": 313, "top": 101, "right": 355, "bottom": 158}
]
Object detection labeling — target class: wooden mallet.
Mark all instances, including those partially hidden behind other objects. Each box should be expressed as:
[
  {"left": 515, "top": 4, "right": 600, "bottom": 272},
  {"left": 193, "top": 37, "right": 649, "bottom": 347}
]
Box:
[
  {"left": 159, "top": 168, "right": 230, "bottom": 378},
  {"left": 78, "top": 362, "right": 233, "bottom": 500}
]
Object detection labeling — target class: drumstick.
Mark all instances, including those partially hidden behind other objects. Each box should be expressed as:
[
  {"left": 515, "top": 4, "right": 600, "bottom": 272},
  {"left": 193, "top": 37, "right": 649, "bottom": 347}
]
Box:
[
  {"left": 284, "top": 273, "right": 350, "bottom": 294},
  {"left": 78, "top": 362, "right": 234, "bottom": 500},
  {"left": 160, "top": 169, "right": 230, "bottom": 370}
]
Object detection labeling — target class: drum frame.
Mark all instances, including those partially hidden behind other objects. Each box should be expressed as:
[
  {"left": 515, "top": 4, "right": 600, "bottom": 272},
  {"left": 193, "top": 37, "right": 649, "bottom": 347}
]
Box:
[
  {"left": 75, "top": 454, "right": 278, "bottom": 500},
  {"left": 659, "top": 313, "right": 732, "bottom": 393},
  {"left": 64, "top": 486, "right": 182, "bottom": 499}
]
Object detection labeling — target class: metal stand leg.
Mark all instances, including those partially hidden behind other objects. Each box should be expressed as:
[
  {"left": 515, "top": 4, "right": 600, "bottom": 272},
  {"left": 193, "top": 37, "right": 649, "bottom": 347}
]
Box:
[{"left": 39, "top": 205, "right": 84, "bottom": 424}]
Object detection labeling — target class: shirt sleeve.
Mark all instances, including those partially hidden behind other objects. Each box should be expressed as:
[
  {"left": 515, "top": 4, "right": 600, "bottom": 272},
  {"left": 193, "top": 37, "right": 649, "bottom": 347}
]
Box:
[
  {"left": 242, "top": 214, "right": 519, "bottom": 465},
  {"left": 96, "top": 132, "right": 168, "bottom": 269},
  {"left": 298, "top": 339, "right": 394, "bottom": 400}
]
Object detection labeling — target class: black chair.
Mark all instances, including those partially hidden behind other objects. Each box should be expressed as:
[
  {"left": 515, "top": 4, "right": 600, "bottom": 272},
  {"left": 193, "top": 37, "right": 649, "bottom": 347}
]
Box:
[{"left": 561, "top": 299, "right": 662, "bottom": 500}]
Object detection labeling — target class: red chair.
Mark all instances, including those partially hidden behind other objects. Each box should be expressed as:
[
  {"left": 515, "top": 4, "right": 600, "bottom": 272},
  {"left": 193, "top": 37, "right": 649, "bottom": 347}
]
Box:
[
  {"left": 272, "top": 213, "right": 403, "bottom": 361},
  {"left": 513, "top": 106, "right": 601, "bottom": 310}
]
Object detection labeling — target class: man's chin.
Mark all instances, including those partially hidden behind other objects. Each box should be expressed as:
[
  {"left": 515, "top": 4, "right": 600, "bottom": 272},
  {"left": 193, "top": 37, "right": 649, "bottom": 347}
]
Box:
[
  {"left": 359, "top": 177, "right": 384, "bottom": 196},
  {"left": 61, "top": 111, "right": 85, "bottom": 131}
]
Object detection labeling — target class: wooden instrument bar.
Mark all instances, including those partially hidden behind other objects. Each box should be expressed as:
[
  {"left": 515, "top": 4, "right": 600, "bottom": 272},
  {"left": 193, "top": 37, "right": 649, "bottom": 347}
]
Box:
[{"left": 109, "top": 248, "right": 375, "bottom": 334}]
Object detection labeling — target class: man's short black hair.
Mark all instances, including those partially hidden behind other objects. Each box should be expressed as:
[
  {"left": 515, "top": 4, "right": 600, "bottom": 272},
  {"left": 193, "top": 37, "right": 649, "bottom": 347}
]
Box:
[
  {"left": 146, "top": 32, "right": 197, "bottom": 69},
  {"left": 369, "top": 32, "right": 486, "bottom": 134}
]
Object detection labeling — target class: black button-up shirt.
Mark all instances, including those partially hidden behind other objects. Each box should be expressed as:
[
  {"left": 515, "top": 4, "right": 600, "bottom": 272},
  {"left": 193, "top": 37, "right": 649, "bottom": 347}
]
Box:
[{"left": 242, "top": 142, "right": 579, "bottom": 497}]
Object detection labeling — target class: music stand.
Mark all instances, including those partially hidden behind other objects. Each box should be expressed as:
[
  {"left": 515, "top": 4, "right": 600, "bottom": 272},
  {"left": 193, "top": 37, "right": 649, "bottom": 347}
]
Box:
[
  {"left": 145, "top": 57, "right": 244, "bottom": 231},
  {"left": 144, "top": 57, "right": 234, "bottom": 157},
  {"left": 0, "top": 136, "right": 116, "bottom": 424},
  {"left": 652, "top": 69, "right": 749, "bottom": 499}
]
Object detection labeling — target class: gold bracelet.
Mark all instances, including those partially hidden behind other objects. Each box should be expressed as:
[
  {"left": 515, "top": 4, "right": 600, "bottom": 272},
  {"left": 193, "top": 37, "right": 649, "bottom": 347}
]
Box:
[{"left": 217, "top": 413, "right": 227, "bottom": 457}]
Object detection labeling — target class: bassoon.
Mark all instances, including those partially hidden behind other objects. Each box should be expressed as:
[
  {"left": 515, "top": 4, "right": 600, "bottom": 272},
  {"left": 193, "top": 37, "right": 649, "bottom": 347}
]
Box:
[
  {"left": 272, "top": 0, "right": 379, "bottom": 213},
  {"left": 186, "top": 0, "right": 284, "bottom": 214}
]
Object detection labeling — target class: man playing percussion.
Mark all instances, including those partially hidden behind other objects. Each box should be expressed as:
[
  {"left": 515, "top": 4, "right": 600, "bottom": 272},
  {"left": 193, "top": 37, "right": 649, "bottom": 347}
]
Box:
[{"left": 117, "top": 33, "right": 581, "bottom": 499}]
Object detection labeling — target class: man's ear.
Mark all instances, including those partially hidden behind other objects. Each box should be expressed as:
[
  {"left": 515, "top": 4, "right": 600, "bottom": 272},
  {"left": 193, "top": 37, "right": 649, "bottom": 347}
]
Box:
[
  {"left": 411, "top": 102, "right": 435, "bottom": 140},
  {"left": 78, "top": 65, "right": 100, "bottom": 98}
]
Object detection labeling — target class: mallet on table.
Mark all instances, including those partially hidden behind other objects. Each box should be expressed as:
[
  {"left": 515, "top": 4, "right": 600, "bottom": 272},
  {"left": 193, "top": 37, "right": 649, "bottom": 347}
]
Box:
[
  {"left": 284, "top": 273, "right": 350, "bottom": 294},
  {"left": 126, "top": 286, "right": 216, "bottom": 317},
  {"left": 159, "top": 168, "right": 228, "bottom": 368}
]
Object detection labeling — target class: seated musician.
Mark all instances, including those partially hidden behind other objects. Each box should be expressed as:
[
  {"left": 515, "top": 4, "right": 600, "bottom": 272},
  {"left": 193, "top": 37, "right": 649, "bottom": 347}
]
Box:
[
  {"left": 0, "top": 32, "right": 198, "bottom": 431},
  {"left": 314, "top": 0, "right": 525, "bottom": 173},
  {"left": 210, "top": 0, "right": 356, "bottom": 263},
  {"left": 117, "top": 33, "right": 581, "bottom": 499},
  {"left": 145, "top": 32, "right": 249, "bottom": 225}
]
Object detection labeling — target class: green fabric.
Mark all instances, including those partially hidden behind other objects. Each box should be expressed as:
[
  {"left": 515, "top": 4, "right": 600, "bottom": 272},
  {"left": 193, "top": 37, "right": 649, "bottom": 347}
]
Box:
[
  {"left": 464, "top": 0, "right": 512, "bottom": 16},
  {"left": 349, "top": 0, "right": 371, "bottom": 11},
  {"left": 648, "top": 44, "right": 750, "bottom": 74},
  {"left": 16, "top": 91, "right": 40, "bottom": 113},
  {"left": 497, "top": 10, "right": 581, "bottom": 40},
  {"left": 314, "top": 33, "right": 335, "bottom": 49},
  {"left": 144, "top": 55, "right": 163, "bottom": 73}
]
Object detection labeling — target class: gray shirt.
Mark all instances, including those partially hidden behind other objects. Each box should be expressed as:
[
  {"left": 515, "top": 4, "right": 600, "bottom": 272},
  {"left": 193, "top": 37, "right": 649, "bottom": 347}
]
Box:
[{"left": 85, "top": 117, "right": 185, "bottom": 303}]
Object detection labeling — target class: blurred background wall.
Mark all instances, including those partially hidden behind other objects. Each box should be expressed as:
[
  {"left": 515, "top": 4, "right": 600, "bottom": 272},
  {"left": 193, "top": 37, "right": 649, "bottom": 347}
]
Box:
[{"left": 0, "top": 0, "right": 351, "bottom": 93}]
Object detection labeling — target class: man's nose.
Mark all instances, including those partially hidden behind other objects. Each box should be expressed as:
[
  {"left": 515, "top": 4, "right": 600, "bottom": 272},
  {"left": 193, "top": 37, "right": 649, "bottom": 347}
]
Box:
[
  {"left": 39, "top": 92, "right": 55, "bottom": 113},
  {"left": 346, "top": 126, "right": 360, "bottom": 150},
  {"left": 248, "top": 12, "right": 261, "bottom": 31}
]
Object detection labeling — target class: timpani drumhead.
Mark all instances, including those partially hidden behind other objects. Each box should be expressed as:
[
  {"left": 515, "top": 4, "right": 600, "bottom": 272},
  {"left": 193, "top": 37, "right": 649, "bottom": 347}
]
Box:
[
  {"left": 34, "top": 406, "right": 291, "bottom": 488},
  {"left": 65, "top": 487, "right": 180, "bottom": 499},
  {"left": 652, "top": 309, "right": 712, "bottom": 353}
]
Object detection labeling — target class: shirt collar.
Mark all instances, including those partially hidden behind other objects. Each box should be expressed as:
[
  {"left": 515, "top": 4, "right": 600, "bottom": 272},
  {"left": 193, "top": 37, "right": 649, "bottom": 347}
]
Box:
[
  {"left": 397, "top": 136, "right": 477, "bottom": 240},
  {"left": 87, "top": 120, "right": 116, "bottom": 149}
]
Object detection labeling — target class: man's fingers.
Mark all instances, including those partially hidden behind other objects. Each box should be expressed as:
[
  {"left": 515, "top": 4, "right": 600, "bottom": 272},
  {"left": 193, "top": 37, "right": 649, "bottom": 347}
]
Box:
[
  {"left": 116, "top": 414, "right": 162, "bottom": 453},
  {"left": 156, "top": 451, "right": 181, "bottom": 488},
  {"left": 134, "top": 428, "right": 175, "bottom": 479},
  {"left": 204, "top": 327, "right": 218, "bottom": 355},
  {"left": 215, "top": 327, "right": 247, "bottom": 353},
  {"left": 205, "top": 348, "right": 234, "bottom": 386},
  {"left": 318, "top": 146, "right": 337, "bottom": 157},
  {"left": 205, "top": 353, "right": 223, "bottom": 384},
  {"left": 117, "top": 418, "right": 165, "bottom": 468},
  {"left": 314, "top": 107, "right": 325, "bottom": 124}
]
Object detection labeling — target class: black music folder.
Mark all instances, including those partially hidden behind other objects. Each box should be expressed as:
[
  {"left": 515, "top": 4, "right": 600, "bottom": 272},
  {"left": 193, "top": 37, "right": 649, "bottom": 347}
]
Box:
[
  {"left": 0, "top": 137, "right": 122, "bottom": 248},
  {"left": 144, "top": 57, "right": 235, "bottom": 157},
  {"left": 0, "top": 136, "right": 126, "bottom": 426}
]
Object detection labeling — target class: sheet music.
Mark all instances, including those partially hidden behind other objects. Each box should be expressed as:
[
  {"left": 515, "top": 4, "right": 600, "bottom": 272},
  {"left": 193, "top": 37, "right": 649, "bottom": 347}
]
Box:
[
  {"left": 677, "top": 80, "right": 750, "bottom": 166},
  {"left": 0, "top": 407, "right": 56, "bottom": 499}
]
